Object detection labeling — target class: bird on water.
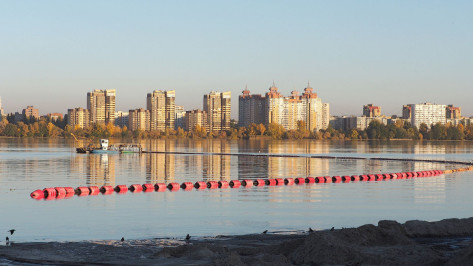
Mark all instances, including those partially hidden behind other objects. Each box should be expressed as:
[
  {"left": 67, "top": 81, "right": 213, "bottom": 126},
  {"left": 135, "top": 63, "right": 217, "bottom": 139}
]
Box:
[
  {"left": 7, "top": 229, "right": 15, "bottom": 235},
  {"left": 121, "top": 237, "right": 124, "bottom": 242},
  {"left": 185, "top": 234, "right": 191, "bottom": 242},
  {"left": 330, "top": 227, "right": 335, "bottom": 231},
  {"left": 262, "top": 230, "right": 268, "bottom": 234},
  {"left": 308, "top": 227, "right": 314, "bottom": 233},
  {"left": 5, "top": 237, "right": 9, "bottom": 246}
]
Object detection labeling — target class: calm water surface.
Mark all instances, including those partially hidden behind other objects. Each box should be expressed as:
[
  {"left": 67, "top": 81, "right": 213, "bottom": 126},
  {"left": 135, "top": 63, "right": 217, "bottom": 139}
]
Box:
[{"left": 1, "top": 138, "right": 472, "bottom": 242}]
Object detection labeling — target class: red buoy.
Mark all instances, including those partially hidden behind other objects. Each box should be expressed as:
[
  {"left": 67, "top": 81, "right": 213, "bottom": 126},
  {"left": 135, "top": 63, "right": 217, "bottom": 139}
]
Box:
[
  {"left": 75, "top": 186, "right": 90, "bottom": 196},
  {"left": 218, "top": 181, "right": 229, "bottom": 189},
  {"left": 368, "top": 174, "right": 376, "bottom": 181},
  {"left": 284, "top": 178, "right": 294, "bottom": 185},
  {"left": 181, "top": 182, "right": 194, "bottom": 190},
  {"left": 100, "top": 185, "right": 114, "bottom": 194},
  {"left": 54, "top": 187, "right": 66, "bottom": 196},
  {"left": 229, "top": 180, "right": 241, "bottom": 188},
  {"left": 194, "top": 181, "right": 207, "bottom": 189},
  {"left": 142, "top": 184, "right": 155, "bottom": 192},
  {"left": 43, "top": 188, "right": 57, "bottom": 198},
  {"left": 89, "top": 186, "right": 100, "bottom": 195},
  {"left": 305, "top": 177, "right": 315, "bottom": 184},
  {"left": 332, "top": 176, "right": 341, "bottom": 183},
  {"left": 167, "top": 182, "right": 180, "bottom": 191},
  {"left": 359, "top": 175, "right": 368, "bottom": 181},
  {"left": 253, "top": 179, "right": 265, "bottom": 186},
  {"left": 128, "top": 184, "right": 143, "bottom": 193},
  {"left": 275, "top": 178, "right": 285, "bottom": 186},
  {"left": 315, "top": 177, "right": 325, "bottom": 183},
  {"left": 294, "top": 177, "right": 305, "bottom": 184},
  {"left": 30, "top": 189, "right": 44, "bottom": 199},
  {"left": 324, "top": 176, "right": 332, "bottom": 183},
  {"left": 342, "top": 176, "right": 351, "bottom": 183},
  {"left": 155, "top": 183, "right": 167, "bottom": 192},
  {"left": 242, "top": 179, "right": 253, "bottom": 187},
  {"left": 375, "top": 174, "right": 384, "bottom": 181},
  {"left": 265, "top": 179, "right": 277, "bottom": 186},
  {"left": 351, "top": 175, "right": 360, "bottom": 182},
  {"left": 114, "top": 185, "right": 128, "bottom": 194},
  {"left": 64, "top": 187, "right": 75, "bottom": 195},
  {"left": 207, "top": 181, "right": 219, "bottom": 189},
  {"left": 383, "top": 174, "right": 391, "bottom": 179}
]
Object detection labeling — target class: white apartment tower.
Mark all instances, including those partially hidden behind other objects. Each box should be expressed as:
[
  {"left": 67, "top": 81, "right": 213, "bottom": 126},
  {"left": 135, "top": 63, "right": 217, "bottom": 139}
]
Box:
[{"left": 410, "top": 103, "right": 446, "bottom": 128}]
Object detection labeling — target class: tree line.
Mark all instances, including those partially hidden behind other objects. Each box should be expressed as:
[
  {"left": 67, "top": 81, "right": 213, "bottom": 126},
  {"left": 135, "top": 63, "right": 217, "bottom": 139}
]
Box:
[{"left": 1, "top": 116, "right": 472, "bottom": 141}]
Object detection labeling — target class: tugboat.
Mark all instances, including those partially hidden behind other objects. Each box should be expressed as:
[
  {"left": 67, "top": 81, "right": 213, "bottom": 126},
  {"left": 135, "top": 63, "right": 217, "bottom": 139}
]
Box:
[
  {"left": 72, "top": 133, "right": 142, "bottom": 154},
  {"left": 90, "top": 139, "right": 120, "bottom": 154}
]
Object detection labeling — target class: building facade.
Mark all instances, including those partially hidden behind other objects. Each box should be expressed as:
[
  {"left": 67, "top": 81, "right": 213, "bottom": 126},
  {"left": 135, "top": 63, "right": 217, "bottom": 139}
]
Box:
[
  {"left": 22, "top": 106, "right": 39, "bottom": 119},
  {"left": 175, "top": 105, "right": 186, "bottom": 130},
  {"left": 87, "top": 89, "right": 116, "bottom": 125},
  {"left": 114, "top": 111, "right": 129, "bottom": 128},
  {"left": 128, "top": 108, "right": 150, "bottom": 131},
  {"left": 203, "top": 91, "right": 231, "bottom": 132},
  {"left": 0, "top": 96, "right": 4, "bottom": 117},
  {"left": 410, "top": 103, "right": 446, "bottom": 128},
  {"left": 147, "top": 90, "right": 175, "bottom": 131},
  {"left": 238, "top": 88, "right": 265, "bottom": 127},
  {"left": 68, "top": 107, "right": 90, "bottom": 129},
  {"left": 446, "top": 105, "right": 461, "bottom": 119},
  {"left": 402, "top": 105, "right": 412, "bottom": 120},
  {"left": 363, "top": 104, "right": 381, "bottom": 117},
  {"left": 240, "top": 83, "right": 329, "bottom": 131},
  {"left": 185, "top": 109, "right": 207, "bottom": 132}
]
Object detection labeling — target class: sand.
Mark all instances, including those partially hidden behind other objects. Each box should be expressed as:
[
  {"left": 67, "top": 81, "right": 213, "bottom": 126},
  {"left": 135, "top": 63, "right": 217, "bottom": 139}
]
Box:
[{"left": 1, "top": 217, "right": 473, "bottom": 265}]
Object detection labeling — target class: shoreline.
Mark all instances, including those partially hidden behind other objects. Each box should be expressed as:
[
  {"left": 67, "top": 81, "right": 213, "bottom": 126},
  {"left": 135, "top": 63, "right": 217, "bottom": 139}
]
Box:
[{"left": 1, "top": 217, "right": 473, "bottom": 265}]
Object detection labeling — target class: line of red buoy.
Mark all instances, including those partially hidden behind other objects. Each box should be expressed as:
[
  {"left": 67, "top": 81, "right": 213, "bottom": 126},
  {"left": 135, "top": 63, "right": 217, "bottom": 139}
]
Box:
[{"left": 30, "top": 170, "right": 448, "bottom": 200}]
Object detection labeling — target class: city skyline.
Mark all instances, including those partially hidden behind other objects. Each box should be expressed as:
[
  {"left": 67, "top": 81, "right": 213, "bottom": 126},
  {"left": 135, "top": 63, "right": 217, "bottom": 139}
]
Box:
[{"left": 1, "top": 1, "right": 472, "bottom": 117}]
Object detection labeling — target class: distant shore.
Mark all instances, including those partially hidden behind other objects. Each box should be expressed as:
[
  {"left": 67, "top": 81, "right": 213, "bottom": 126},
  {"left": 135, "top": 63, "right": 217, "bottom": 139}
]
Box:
[{"left": 1, "top": 217, "right": 473, "bottom": 265}]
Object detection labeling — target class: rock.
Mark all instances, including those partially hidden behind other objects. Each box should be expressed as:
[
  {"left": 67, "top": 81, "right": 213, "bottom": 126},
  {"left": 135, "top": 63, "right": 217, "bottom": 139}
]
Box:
[{"left": 404, "top": 218, "right": 473, "bottom": 237}]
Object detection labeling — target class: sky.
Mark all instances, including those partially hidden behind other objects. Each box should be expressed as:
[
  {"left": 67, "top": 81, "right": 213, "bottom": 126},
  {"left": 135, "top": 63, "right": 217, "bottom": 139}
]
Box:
[{"left": 0, "top": 0, "right": 472, "bottom": 118}]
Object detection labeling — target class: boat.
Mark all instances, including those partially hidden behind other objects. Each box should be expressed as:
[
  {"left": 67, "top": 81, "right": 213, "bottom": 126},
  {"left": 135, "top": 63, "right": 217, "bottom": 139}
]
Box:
[{"left": 89, "top": 139, "right": 142, "bottom": 154}]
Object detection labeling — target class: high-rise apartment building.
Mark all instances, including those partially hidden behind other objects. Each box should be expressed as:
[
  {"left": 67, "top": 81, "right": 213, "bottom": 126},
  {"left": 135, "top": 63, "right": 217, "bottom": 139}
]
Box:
[
  {"left": 240, "top": 83, "right": 329, "bottom": 131},
  {"left": 238, "top": 88, "right": 265, "bottom": 127},
  {"left": 147, "top": 90, "right": 175, "bottom": 131},
  {"left": 175, "top": 105, "right": 186, "bottom": 130},
  {"left": 446, "top": 105, "right": 461, "bottom": 119},
  {"left": 402, "top": 105, "right": 412, "bottom": 119},
  {"left": 0, "top": 96, "right": 4, "bottom": 117},
  {"left": 185, "top": 109, "right": 207, "bottom": 131},
  {"left": 203, "top": 91, "right": 231, "bottom": 132},
  {"left": 115, "top": 111, "right": 129, "bottom": 128},
  {"left": 265, "top": 84, "right": 284, "bottom": 126},
  {"left": 410, "top": 103, "right": 446, "bottom": 128},
  {"left": 129, "top": 108, "right": 150, "bottom": 131},
  {"left": 87, "top": 89, "right": 116, "bottom": 125},
  {"left": 68, "top": 107, "right": 90, "bottom": 129},
  {"left": 363, "top": 104, "right": 381, "bottom": 117},
  {"left": 22, "top": 106, "right": 39, "bottom": 119}
]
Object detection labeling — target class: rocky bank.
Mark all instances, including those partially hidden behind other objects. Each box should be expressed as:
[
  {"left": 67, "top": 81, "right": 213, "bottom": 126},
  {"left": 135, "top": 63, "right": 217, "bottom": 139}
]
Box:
[{"left": 1, "top": 217, "right": 473, "bottom": 265}]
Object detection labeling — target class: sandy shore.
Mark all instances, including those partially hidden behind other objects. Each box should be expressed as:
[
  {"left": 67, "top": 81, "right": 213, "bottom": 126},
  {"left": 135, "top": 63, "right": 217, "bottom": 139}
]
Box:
[{"left": 1, "top": 217, "right": 473, "bottom": 265}]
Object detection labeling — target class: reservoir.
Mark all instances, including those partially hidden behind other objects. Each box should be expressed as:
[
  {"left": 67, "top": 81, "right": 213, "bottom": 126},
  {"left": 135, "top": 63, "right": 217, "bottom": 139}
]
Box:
[{"left": 1, "top": 138, "right": 472, "bottom": 242}]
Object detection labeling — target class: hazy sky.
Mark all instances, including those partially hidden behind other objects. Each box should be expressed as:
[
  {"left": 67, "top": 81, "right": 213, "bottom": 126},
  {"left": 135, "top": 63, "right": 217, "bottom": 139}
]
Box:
[{"left": 1, "top": 0, "right": 472, "bottom": 118}]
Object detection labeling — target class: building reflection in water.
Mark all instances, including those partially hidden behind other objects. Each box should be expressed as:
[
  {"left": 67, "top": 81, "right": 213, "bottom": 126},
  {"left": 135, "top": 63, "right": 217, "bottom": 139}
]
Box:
[
  {"left": 70, "top": 154, "right": 116, "bottom": 186},
  {"left": 202, "top": 140, "right": 231, "bottom": 181},
  {"left": 144, "top": 139, "right": 175, "bottom": 183},
  {"left": 63, "top": 139, "right": 453, "bottom": 203},
  {"left": 266, "top": 141, "right": 330, "bottom": 178}
]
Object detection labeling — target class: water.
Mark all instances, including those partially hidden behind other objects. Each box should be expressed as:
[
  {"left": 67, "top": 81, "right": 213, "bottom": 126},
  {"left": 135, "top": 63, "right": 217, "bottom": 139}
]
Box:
[{"left": 1, "top": 138, "right": 473, "bottom": 243}]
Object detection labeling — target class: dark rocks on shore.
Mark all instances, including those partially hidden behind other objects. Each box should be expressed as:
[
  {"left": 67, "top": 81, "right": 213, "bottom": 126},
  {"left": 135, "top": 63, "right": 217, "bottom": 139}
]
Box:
[{"left": 1, "top": 217, "right": 473, "bottom": 265}]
